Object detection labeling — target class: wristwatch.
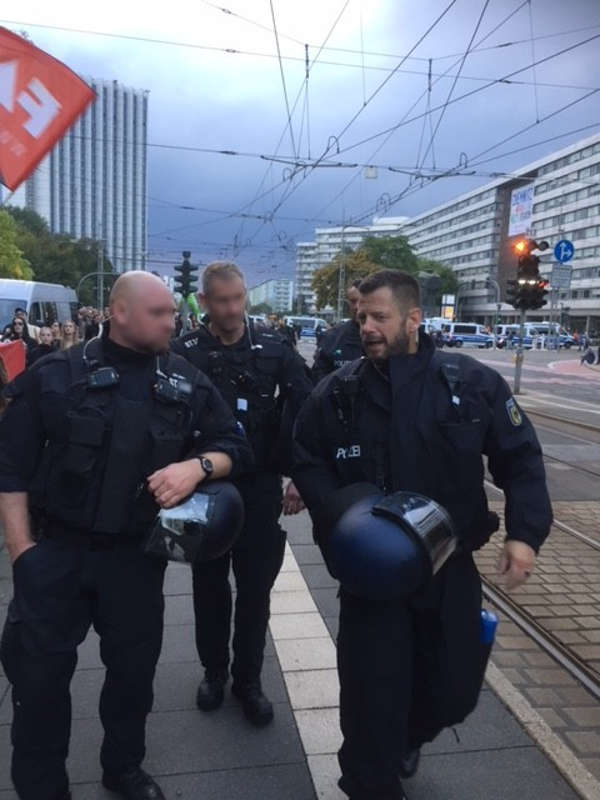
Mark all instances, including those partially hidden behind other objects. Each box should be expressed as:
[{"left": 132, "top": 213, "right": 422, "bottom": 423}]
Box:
[{"left": 197, "top": 456, "right": 214, "bottom": 479}]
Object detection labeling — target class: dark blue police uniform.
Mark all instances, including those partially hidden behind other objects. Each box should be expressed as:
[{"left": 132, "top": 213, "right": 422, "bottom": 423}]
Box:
[
  {"left": 311, "top": 319, "right": 362, "bottom": 384},
  {"left": 293, "top": 333, "right": 552, "bottom": 800},
  {"left": 171, "top": 321, "right": 313, "bottom": 702},
  {"left": 0, "top": 330, "right": 251, "bottom": 800}
]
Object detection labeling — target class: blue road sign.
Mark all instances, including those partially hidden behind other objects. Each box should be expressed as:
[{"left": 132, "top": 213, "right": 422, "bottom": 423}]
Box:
[{"left": 554, "top": 239, "right": 574, "bottom": 263}]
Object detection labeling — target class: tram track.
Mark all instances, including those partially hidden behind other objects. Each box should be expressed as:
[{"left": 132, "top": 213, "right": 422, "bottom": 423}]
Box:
[{"left": 482, "top": 577, "right": 600, "bottom": 702}]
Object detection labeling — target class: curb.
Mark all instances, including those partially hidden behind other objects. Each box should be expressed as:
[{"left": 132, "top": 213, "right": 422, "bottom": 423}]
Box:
[{"left": 486, "top": 660, "right": 600, "bottom": 800}]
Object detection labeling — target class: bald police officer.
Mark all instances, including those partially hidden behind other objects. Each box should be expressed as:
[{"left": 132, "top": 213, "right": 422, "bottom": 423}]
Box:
[{"left": 0, "top": 273, "right": 252, "bottom": 800}]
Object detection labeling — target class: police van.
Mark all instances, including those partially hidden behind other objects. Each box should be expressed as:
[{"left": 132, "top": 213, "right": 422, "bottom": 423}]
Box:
[
  {"left": 0, "top": 280, "right": 78, "bottom": 330},
  {"left": 441, "top": 322, "right": 494, "bottom": 348},
  {"left": 284, "top": 315, "right": 329, "bottom": 338},
  {"left": 495, "top": 323, "right": 574, "bottom": 349}
]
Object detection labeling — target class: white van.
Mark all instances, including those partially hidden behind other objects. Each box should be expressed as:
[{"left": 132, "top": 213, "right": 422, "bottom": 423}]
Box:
[
  {"left": 0, "top": 280, "right": 78, "bottom": 329},
  {"left": 441, "top": 322, "right": 494, "bottom": 348}
]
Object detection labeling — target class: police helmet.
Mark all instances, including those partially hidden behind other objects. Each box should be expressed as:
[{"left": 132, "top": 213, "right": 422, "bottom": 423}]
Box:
[
  {"left": 327, "top": 488, "right": 456, "bottom": 599},
  {"left": 145, "top": 480, "right": 244, "bottom": 563}
]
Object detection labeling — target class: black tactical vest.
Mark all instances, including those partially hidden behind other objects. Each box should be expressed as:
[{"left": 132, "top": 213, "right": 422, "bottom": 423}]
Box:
[
  {"left": 184, "top": 324, "right": 285, "bottom": 468},
  {"left": 29, "top": 338, "right": 200, "bottom": 537}
]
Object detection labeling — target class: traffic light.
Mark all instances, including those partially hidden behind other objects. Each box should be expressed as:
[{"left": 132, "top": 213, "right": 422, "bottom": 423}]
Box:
[
  {"left": 174, "top": 250, "right": 199, "bottom": 297},
  {"left": 507, "top": 238, "right": 549, "bottom": 310},
  {"left": 506, "top": 279, "right": 518, "bottom": 306}
]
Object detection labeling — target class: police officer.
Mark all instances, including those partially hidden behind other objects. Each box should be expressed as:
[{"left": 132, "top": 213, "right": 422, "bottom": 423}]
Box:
[
  {"left": 0, "top": 272, "right": 252, "bottom": 800},
  {"left": 311, "top": 279, "right": 363, "bottom": 384},
  {"left": 171, "top": 262, "right": 313, "bottom": 726},
  {"left": 293, "top": 269, "right": 552, "bottom": 800}
]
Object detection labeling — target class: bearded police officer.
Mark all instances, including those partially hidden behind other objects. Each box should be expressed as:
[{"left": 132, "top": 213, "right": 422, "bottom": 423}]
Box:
[
  {"left": 171, "top": 262, "right": 313, "bottom": 726},
  {"left": 0, "top": 272, "right": 252, "bottom": 800},
  {"left": 311, "top": 279, "right": 363, "bottom": 384},
  {"left": 293, "top": 269, "right": 552, "bottom": 800}
]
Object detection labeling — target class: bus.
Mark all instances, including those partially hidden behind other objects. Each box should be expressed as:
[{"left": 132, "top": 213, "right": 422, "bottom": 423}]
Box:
[{"left": 0, "top": 279, "right": 78, "bottom": 330}]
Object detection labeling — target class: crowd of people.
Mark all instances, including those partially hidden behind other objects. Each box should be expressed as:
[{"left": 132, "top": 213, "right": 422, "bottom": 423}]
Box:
[{"left": 0, "top": 306, "right": 110, "bottom": 367}]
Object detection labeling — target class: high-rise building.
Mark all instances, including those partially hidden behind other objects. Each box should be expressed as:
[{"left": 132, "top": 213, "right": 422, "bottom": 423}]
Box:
[
  {"left": 9, "top": 78, "right": 149, "bottom": 273},
  {"left": 247, "top": 278, "right": 294, "bottom": 313},
  {"left": 298, "top": 132, "right": 600, "bottom": 332}
]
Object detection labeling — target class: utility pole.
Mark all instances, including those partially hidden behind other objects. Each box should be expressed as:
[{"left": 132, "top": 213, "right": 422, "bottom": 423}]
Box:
[
  {"left": 514, "top": 308, "right": 526, "bottom": 394},
  {"left": 97, "top": 242, "right": 104, "bottom": 309},
  {"left": 336, "top": 224, "right": 346, "bottom": 322}
]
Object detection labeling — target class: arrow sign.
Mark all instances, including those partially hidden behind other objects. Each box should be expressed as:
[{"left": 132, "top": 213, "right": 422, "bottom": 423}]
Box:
[
  {"left": 0, "top": 28, "right": 94, "bottom": 191},
  {"left": 554, "top": 239, "right": 575, "bottom": 263}
]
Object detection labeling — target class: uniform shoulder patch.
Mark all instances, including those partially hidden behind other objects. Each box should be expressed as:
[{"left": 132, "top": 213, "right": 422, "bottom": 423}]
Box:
[{"left": 505, "top": 396, "right": 523, "bottom": 427}]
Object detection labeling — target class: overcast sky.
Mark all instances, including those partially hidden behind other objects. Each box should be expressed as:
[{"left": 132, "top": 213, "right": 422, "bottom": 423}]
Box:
[{"left": 5, "top": 0, "right": 600, "bottom": 285}]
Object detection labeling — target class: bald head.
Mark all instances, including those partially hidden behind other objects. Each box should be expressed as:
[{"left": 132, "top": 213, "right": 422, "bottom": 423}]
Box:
[
  {"left": 109, "top": 271, "right": 176, "bottom": 353},
  {"left": 110, "top": 271, "right": 171, "bottom": 306}
]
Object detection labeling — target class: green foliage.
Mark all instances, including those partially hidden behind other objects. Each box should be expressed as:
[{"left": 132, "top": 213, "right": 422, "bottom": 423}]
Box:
[
  {"left": 0, "top": 210, "right": 33, "bottom": 279},
  {"left": 249, "top": 302, "right": 273, "bottom": 315},
  {"left": 311, "top": 235, "right": 458, "bottom": 311},
  {"left": 311, "top": 249, "right": 380, "bottom": 310},
  {"left": 4, "top": 206, "right": 114, "bottom": 305}
]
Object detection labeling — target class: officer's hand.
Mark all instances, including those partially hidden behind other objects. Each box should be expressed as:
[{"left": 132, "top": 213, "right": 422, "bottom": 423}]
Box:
[
  {"left": 147, "top": 460, "right": 205, "bottom": 509},
  {"left": 283, "top": 480, "right": 305, "bottom": 516},
  {"left": 497, "top": 540, "right": 536, "bottom": 591}
]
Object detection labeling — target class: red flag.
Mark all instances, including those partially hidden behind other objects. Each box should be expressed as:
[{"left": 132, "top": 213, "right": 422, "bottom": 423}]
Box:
[
  {"left": 0, "top": 340, "right": 26, "bottom": 381},
  {"left": 0, "top": 27, "right": 95, "bottom": 190}
]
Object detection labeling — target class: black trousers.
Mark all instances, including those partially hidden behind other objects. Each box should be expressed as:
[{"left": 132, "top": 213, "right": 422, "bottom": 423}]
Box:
[
  {"left": 336, "top": 553, "right": 490, "bottom": 800},
  {"left": 0, "top": 536, "right": 166, "bottom": 800},
  {"left": 192, "top": 472, "right": 286, "bottom": 685}
]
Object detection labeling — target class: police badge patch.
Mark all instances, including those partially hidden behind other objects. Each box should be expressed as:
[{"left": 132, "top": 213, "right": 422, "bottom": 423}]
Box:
[{"left": 506, "top": 397, "right": 523, "bottom": 427}]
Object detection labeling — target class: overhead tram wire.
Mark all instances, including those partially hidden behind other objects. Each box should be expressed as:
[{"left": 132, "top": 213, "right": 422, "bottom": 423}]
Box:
[
  {"left": 269, "top": 0, "right": 297, "bottom": 160},
  {"left": 3, "top": 17, "right": 600, "bottom": 81},
  {"left": 256, "top": 0, "right": 461, "bottom": 228},
  {"left": 231, "top": 0, "right": 351, "bottom": 251},
  {"left": 0, "top": 19, "right": 596, "bottom": 91},
  {"left": 336, "top": 31, "right": 600, "bottom": 157},
  {"left": 416, "top": 0, "right": 491, "bottom": 173},
  {"left": 527, "top": 0, "right": 541, "bottom": 123},
  {"left": 345, "top": 89, "right": 600, "bottom": 228},
  {"left": 229, "top": 0, "right": 350, "bottom": 239},
  {"left": 298, "top": 0, "right": 543, "bottom": 225}
]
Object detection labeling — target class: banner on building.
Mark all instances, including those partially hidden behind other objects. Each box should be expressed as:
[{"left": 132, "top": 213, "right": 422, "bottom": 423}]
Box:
[
  {"left": 508, "top": 184, "right": 534, "bottom": 237},
  {"left": 0, "top": 27, "right": 95, "bottom": 190}
]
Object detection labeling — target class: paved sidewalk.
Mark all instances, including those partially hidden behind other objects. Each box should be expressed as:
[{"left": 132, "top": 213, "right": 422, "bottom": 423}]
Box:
[
  {"left": 0, "top": 547, "right": 315, "bottom": 799},
  {"left": 0, "top": 516, "right": 587, "bottom": 799}
]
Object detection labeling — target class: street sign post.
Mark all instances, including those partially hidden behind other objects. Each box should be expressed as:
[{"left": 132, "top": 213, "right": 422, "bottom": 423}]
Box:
[{"left": 548, "top": 257, "right": 574, "bottom": 350}]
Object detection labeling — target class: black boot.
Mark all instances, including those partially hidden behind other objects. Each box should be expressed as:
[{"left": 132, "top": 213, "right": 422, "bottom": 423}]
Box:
[
  {"left": 196, "top": 672, "right": 227, "bottom": 711},
  {"left": 102, "top": 767, "right": 165, "bottom": 799},
  {"left": 399, "top": 746, "right": 421, "bottom": 778},
  {"left": 231, "top": 681, "right": 274, "bottom": 726}
]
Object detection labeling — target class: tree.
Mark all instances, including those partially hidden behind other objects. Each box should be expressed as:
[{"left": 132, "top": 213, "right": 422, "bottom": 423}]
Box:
[
  {"left": 249, "top": 302, "right": 273, "bottom": 315},
  {"left": 311, "top": 248, "right": 379, "bottom": 310},
  {"left": 5, "top": 206, "right": 114, "bottom": 305},
  {"left": 361, "top": 235, "right": 419, "bottom": 273},
  {"left": 0, "top": 210, "right": 33, "bottom": 279}
]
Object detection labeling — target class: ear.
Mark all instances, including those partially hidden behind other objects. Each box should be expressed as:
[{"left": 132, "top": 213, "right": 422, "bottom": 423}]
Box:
[{"left": 406, "top": 306, "right": 422, "bottom": 333}]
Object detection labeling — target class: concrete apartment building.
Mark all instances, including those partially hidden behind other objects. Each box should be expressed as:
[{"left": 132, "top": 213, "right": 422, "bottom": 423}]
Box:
[
  {"left": 297, "top": 132, "right": 600, "bottom": 332},
  {"left": 8, "top": 79, "right": 149, "bottom": 273},
  {"left": 248, "top": 278, "right": 294, "bottom": 313}
]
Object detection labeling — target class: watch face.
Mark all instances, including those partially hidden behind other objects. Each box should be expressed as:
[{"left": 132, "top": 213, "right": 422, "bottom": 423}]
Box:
[{"left": 201, "top": 457, "right": 214, "bottom": 474}]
